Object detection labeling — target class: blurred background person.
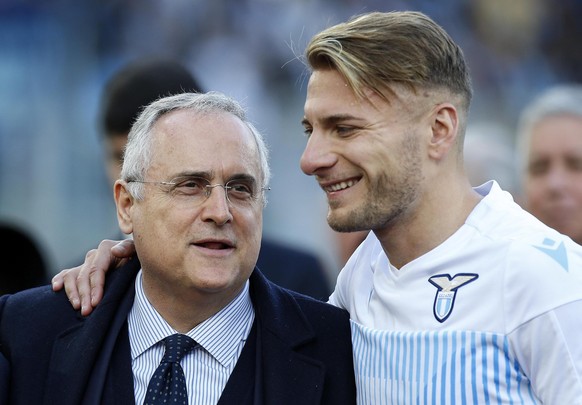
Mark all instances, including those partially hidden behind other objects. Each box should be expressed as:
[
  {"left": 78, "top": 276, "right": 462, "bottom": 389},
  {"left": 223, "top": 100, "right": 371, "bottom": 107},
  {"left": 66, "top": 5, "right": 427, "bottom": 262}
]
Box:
[
  {"left": 88, "top": 57, "right": 331, "bottom": 299},
  {"left": 464, "top": 121, "right": 521, "bottom": 203},
  {"left": 0, "top": 220, "right": 50, "bottom": 294},
  {"left": 516, "top": 84, "right": 582, "bottom": 245},
  {"left": 98, "top": 58, "right": 204, "bottom": 188}
]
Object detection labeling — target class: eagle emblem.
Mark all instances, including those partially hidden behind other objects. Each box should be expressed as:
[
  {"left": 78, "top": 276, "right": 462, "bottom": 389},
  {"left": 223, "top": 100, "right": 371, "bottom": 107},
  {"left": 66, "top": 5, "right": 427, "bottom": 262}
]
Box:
[{"left": 428, "top": 273, "right": 478, "bottom": 323}]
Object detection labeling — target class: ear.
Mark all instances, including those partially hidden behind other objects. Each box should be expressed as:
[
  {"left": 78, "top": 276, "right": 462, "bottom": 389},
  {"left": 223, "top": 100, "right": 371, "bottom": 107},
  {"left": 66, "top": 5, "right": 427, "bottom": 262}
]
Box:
[
  {"left": 428, "top": 103, "right": 459, "bottom": 161},
  {"left": 114, "top": 180, "right": 134, "bottom": 235}
]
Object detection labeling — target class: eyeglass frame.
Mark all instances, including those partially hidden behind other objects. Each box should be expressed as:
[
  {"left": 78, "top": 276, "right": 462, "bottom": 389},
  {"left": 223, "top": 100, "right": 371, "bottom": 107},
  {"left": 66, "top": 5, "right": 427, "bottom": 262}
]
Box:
[{"left": 126, "top": 174, "right": 270, "bottom": 206}]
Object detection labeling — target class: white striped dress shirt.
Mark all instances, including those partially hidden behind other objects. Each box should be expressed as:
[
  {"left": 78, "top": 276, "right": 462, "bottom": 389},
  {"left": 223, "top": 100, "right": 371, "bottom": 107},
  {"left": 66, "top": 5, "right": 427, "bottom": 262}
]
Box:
[{"left": 128, "top": 271, "right": 255, "bottom": 405}]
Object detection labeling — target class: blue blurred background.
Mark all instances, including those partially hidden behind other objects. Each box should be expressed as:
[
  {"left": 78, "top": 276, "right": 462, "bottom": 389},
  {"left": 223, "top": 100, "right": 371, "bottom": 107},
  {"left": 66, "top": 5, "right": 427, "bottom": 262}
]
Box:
[{"left": 1, "top": 0, "right": 580, "bottom": 279}]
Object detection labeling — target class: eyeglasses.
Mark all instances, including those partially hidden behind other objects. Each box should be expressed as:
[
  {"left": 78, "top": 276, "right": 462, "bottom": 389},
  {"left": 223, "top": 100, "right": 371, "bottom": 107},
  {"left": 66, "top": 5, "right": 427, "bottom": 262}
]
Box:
[{"left": 128, "top": 175, "right": 270, "bottom": 206}]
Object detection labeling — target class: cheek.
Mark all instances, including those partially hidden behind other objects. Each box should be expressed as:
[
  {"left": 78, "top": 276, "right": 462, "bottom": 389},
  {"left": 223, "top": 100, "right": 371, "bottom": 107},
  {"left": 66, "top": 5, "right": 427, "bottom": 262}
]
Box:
[
  {"left": 244, "top": 213, "right": 262, "bottom": 242},
  {"left": 237, "top": 209, "right": 262, "bottom": 250},
  {"left": 524, "top": 177, "right": 545, "bottom": 200},
  {"left": 135, "top": 203, "right": 189, "bottom": 238}
]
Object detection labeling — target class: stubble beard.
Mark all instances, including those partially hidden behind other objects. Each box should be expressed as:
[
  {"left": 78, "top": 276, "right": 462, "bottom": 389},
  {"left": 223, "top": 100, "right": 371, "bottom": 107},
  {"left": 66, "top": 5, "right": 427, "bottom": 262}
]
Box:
[{"left": 327, "top": 134, "right": 423, "bottom": 233}]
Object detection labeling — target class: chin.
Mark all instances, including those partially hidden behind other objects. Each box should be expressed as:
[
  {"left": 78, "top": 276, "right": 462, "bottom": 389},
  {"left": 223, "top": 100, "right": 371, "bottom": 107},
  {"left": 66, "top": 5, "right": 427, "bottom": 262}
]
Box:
[
  {"left": 193, "top": 274, "right": 233, "bottom": 289},
  {"left": 328, "top": 219, "right": 359, "bottom": 233},
  {"left": 193, "top": 269, "right": 247, "bottom": 292}
]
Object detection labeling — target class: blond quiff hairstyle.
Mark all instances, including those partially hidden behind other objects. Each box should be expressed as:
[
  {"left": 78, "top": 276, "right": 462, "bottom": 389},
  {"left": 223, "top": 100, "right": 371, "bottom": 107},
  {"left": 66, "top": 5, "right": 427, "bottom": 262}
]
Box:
[{"left": 305, "top": 11, "right": 473, "bottom": 114}]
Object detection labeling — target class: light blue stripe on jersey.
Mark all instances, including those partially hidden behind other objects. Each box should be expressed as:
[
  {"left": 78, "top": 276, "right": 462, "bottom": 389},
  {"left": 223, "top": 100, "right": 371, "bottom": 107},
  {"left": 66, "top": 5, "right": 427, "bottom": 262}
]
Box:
[
  {"left": 351, "top": 321, "right": 540, "bottom": 404},
  {"left": 129, "top": 271, "right": 254, "bottom": 405}
]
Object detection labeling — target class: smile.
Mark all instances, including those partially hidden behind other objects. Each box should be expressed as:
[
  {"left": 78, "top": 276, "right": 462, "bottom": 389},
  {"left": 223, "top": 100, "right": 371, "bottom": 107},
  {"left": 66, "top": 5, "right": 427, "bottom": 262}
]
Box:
[{"left": 324, "top": 179, "right": 358, "bottom": 192}]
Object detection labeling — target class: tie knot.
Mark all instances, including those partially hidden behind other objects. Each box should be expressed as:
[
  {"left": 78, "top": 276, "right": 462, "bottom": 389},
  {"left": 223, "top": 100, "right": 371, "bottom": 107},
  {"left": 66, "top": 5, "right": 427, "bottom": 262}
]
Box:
[{"left": 162, "top": 333, "right": 196, "bottom": 363}]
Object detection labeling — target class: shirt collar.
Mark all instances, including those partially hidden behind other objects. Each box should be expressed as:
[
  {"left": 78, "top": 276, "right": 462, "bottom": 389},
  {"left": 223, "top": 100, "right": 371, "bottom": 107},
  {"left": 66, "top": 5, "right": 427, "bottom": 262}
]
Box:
[{"left": 128, "top": 270, "right": 254, "bottom": 367}]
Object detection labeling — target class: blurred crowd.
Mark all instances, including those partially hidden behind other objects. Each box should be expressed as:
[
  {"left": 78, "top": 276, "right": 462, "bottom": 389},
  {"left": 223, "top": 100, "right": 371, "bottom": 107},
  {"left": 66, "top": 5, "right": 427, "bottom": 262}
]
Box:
[{"left": 1, "top": 0, "right": 581, "bottom": 280}]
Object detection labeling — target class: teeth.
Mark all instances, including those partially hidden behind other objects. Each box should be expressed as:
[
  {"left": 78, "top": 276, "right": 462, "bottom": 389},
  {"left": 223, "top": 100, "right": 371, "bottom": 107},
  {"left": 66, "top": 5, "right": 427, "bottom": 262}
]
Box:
[{"left": 326, "top": 180, "right": 356, "bottom": 192}]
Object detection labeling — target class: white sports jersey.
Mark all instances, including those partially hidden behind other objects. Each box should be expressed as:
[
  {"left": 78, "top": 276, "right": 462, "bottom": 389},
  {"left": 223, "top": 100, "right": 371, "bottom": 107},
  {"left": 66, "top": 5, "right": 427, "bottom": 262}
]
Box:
[{"left": 329, "top": 181, "right": 582, "bottom": 404}]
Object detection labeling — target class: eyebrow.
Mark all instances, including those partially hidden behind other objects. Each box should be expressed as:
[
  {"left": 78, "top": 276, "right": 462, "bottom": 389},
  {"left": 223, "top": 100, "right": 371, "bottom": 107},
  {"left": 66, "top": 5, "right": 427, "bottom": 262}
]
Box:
[
  {"left": 171, "top": 170, "right": 213, "bottom": 180},
  {"left": 171, "top": 171, "right": 258, "bottom": 185},
  {"left": 225, "top": 173, "right": 257, "bottom": 186},
  {"left": 301, "top": 113, "right": 362, "bottom": 128}
]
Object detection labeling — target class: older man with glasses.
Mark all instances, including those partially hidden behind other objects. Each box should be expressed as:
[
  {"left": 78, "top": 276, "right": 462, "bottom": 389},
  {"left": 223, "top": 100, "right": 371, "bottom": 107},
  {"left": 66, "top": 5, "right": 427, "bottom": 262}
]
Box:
[{"left": 0, "top": 92, "right": 356, "bottom": 405}]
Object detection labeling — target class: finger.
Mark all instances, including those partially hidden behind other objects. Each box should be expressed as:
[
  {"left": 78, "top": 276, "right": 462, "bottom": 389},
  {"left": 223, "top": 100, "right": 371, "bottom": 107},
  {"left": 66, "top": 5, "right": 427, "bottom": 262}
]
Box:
[
  {"left": 89, "top": 263, "right": 106, "bottom": 309},
  {"left": 61, "top": 266, "right": 86, "bottom": 311},
  {"left": 51, "top": 268, "right": 68, "bottom": 291},
  {"left": 82, "top": 239, "right": 124, "bottom": 311},
  {"left": 77, "top": 249, "right": 98, "bottom": 315},
  {"left": 89, "top": 238, "right": 134, "bottom": 306},
  {"left": 110, "top": 238, "right": 136, "bottom": 258}
]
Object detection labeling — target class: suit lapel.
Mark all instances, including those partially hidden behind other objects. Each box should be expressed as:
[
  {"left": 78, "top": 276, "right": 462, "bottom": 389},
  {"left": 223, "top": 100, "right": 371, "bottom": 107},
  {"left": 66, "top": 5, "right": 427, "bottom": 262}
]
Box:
[
  {"left": 40, "top": 264, "right": 326, "bottom": 404},
  {"left": 42, "top": 259, "right": 140, "bottom": 405},
  {"left": 100, "top": 321, "right": 135, "bottom": 405},
  {"left": 249, "top": 270, "right": 326, "bottom": 405}
]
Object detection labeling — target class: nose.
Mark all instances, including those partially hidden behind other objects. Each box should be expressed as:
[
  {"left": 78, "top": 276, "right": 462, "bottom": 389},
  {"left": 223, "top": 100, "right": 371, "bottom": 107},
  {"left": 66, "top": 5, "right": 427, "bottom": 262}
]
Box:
[
  {"left": 205, "top": 183, "right": 230, "bottom": 201},
  {"left": 200, "top": 185, "right": 233, "bottom": 226},
  {"left": 299, "top": 132, "right": 337, "bottom": 176},
  {"left": 544, "top": 165, "right": 569, "bottom": 193}
]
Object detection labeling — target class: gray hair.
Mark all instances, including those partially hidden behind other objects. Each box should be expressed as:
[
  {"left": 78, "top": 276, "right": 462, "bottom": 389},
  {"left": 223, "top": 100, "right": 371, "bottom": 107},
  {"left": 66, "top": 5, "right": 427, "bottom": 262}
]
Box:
[
  {"left": 121, "top": 91, "right": 271, "bottom": 204},
  {"left": 516, "top": 84, "right": 582, "bottom": 174}
]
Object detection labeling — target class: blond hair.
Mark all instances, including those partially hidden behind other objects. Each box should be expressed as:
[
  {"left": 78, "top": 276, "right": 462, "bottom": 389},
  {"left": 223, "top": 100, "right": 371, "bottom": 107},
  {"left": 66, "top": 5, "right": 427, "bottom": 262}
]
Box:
[{"left": 305, "top": 11, "right": 472, "bottom": 114}]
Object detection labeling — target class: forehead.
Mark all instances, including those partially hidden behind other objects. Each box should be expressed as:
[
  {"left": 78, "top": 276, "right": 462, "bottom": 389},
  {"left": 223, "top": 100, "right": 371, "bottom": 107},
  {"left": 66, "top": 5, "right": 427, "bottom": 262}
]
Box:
[
  {"left": 303, "top": 69, "right": 406, "bottom": 122},
  {"left": 532, "top": 115, "right": 582, "bottom": 137},
  {"left": 530, "top": 115, "right": 582, "bottom": 150},
  {"left": 149, "top": 109, "right": 261, "bottom": 177},
  {"left": 305, "top": 70, "right": 367, "bottom": 115}
]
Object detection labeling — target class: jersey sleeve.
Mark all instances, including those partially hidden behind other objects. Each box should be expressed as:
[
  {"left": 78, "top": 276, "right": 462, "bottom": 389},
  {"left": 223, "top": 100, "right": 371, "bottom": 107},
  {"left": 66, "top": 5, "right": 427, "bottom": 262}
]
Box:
[
  {"left": 504, "top": 236, "right": 582, "bottom": 332},
  {"left": 508, "top": 300, "right": 582, "bottom": 403}
]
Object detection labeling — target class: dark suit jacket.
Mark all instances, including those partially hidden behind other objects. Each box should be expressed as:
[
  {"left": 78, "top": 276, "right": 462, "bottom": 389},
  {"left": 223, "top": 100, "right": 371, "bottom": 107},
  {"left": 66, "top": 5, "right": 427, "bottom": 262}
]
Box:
[
  {"left": 0, "top": 258, "right": 356, "bottom": 405},
  {"left": 257, "top": 238, "right": 331, "bottom": 301}
]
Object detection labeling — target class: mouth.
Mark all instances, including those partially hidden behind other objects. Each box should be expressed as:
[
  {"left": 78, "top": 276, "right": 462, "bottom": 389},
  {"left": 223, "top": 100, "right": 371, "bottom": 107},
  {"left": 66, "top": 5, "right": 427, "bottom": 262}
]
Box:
[
  {"left": 321, "top": 178, "right": 360, "bottom": 193},
  {"left": 193, "top": 239, "right": 235, "bottom": 250}
]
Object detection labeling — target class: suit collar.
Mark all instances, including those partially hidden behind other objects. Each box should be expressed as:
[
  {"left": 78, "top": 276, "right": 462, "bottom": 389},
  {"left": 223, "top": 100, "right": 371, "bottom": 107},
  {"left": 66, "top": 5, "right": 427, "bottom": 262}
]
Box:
[
  {"left": 249, "top": 269, "right": 315, "bottom": 347},
  {"left": 249, "top": 269, "right": 326, "bottom": 404}
]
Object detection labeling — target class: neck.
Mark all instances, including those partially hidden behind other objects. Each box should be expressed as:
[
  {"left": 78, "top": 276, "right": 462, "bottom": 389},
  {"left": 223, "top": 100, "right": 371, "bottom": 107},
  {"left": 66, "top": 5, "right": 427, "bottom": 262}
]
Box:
[
  {"left": 374, "top": 177, "right": 481, "bottom": 269},
  {"left": 142, "top": 276, "right": 244, "bottom": 333}
]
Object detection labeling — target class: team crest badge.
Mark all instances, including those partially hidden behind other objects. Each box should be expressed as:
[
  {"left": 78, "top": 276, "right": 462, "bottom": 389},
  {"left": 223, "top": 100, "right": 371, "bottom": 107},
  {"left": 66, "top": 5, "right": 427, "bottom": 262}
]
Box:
[{"left": 428, "top": 273, "right": 478, "bottom": 323}]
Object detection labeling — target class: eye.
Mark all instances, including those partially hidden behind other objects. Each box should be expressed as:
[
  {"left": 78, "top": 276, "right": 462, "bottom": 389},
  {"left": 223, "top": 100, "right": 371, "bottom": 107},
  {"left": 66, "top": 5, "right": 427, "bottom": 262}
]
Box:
[
  {"left": 566, "top": 157, "right": 582, "bottom": 172},
  {"left": 226, "top": 181, "right": 254, "bottom": 199},
  {"left": 528, "top": 160, "right": 549, "bottom": 176},
  {"left": 303, "top": 126, "right": 313, "bottom": 138},
  {"left": 172, "top": 177, "right": 208, "bottom": 195},
  {"left": 335, "top": 125, "right": 356, "bottom": 137}
]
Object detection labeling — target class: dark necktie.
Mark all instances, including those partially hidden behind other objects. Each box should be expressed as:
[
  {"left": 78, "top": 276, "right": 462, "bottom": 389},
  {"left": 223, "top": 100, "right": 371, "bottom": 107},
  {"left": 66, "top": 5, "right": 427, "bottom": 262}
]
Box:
[{"left": 144, "top": 333, "right": 197, "bottom": 405}]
